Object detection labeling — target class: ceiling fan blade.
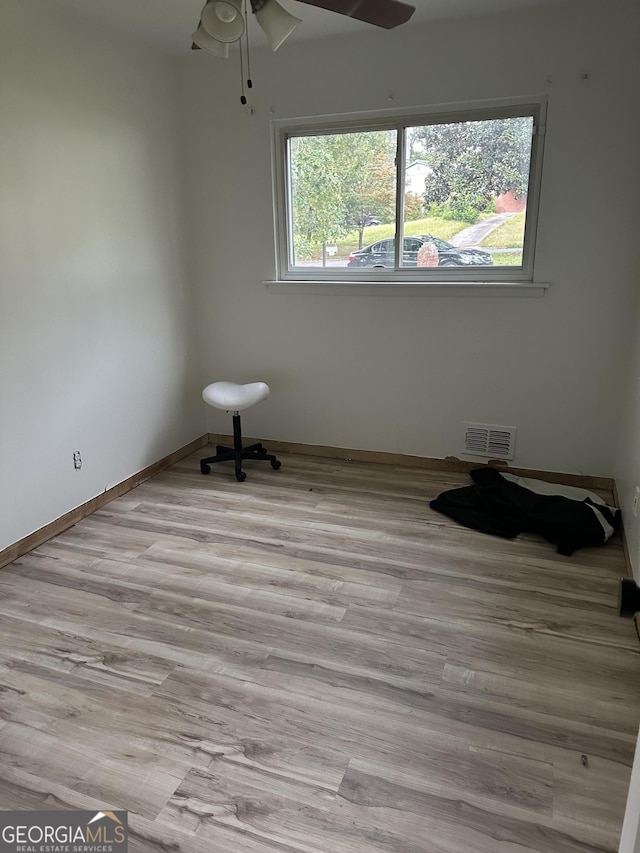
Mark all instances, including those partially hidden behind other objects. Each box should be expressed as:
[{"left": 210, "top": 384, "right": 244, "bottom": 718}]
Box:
[{"left": 294, "top": 0, "right": 414, "bottom": 29}]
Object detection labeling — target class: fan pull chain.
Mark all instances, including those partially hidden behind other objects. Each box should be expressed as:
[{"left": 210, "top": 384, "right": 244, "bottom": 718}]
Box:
[
  {"left": 244, "top": 0, "right": 253, "bottom": 91},
  {"left": 239, "top": 37, "right": 247, "bottom": 104}
]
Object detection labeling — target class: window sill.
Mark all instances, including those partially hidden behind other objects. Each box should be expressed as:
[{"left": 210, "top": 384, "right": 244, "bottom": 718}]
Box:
[{"left": 264, "top": 280, "right": 549, "bottom": 297}]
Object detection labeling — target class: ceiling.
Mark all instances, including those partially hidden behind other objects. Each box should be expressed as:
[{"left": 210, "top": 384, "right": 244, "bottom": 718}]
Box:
[{"left": 48, "top": 0, "right": 581, "bottom": 56}]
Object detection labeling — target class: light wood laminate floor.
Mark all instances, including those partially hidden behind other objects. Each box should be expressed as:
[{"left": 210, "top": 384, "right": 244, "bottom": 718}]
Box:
[{"left": 0, "top": 449, "right": 638, "bottom": 852}]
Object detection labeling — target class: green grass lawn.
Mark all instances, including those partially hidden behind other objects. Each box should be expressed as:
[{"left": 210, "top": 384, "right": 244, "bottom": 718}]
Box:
[
  {"left": 490, "top": 252, "right": 523, "bottom": 266},
  {"left": 330, "top": 216, "right": 468, "bottom": 260},
  {"left": 479, "top": 213, "right": 525, "bottom": 249}
]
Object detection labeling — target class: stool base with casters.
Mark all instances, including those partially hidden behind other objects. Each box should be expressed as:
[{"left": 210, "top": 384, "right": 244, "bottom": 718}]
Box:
[{"left": 199, "top": 381, "right": 281, "bottom": 482}]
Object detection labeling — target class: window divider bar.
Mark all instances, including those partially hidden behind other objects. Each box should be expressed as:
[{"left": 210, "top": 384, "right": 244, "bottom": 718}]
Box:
[{"left": 394, "top": 126, "right": 406, "bottom": 269}]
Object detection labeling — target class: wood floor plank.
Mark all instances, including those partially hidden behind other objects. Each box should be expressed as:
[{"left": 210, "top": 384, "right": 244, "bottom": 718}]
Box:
[
  {"left": 6, "top": 554, "right": 349, "bottom": 624},
  {"left": 552, "top": 750, "right": 632, "bottom": 831},
  {"left": 140, "top": 539, "right": 403, "bottom": 606},
  {"left": 0, "top": 449, "right": 637, "bottom": 853},
  {"left": 257, "top": 652, "right": 637, "bottom": 765},
  {"left": 341, "top": 603, "right": 640, "bottom": 708},
  {"left": 0, "top": 612, "right": 174, "bottom": 695},
  {"left": 337, "top": 759, "right": 617, "bottom": 853},
  {"left": 154, "top": 665, "right": 556, "bottom": 815},
  {"left": 0, "top": 763, "right": 121, "bottom": 813},
  {"left": 441, "top": 662, "right": 639, "bottom": 737},
  {"left": 0, "top": 574, "right": 274, "bottom": 671},
  {"left": 395, "top": 576, "right": 635, "bottom": 649},
  {"left": 0, "top": 721, "right": 185, "bottom": 818}
]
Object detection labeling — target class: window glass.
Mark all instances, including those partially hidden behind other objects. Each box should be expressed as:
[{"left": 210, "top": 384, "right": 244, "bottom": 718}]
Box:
[
  {"left": 288, "top": 129, "right": 397, "bottom": 270},
  {"left": 403, "top": 116, "right": 534, "bottom": 269}
]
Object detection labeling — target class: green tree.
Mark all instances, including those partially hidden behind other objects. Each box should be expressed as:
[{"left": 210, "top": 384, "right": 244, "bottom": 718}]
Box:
[
  {"left": 410, "top": 117, "right": 533, "bottom": 223},
  {"left": 404, "top": 191, "right": 423, "bottom": 221},
  {"left": 341, "top": 143, "right": 396, "bottom": 248},
  {"left": 290, "top": 131, "right": 396, "bottom": 258}
]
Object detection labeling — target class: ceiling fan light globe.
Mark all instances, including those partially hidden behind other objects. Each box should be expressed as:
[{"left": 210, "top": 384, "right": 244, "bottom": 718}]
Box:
[
  {"left": 215, "top": 1, "right": 238, "bottom": 22},
  {"left": 192, "top": 24, "right": 231, "bottom": 56},
  {"left": 201, "top": 0, "right": 245, "bottom": 42},
  {"left": 254, "top": 0, "right": 301, "bottom": 51}
]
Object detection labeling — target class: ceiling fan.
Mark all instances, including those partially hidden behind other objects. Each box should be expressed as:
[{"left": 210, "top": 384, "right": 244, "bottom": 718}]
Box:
[{"left": 191, "top": 0, "right": 416, "bottom": 58}]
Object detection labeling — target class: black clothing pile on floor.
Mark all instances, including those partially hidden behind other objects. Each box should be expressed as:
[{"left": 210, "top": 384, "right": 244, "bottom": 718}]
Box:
[{"left": 430, "top": 467, "right": 621, "bottom": 556}]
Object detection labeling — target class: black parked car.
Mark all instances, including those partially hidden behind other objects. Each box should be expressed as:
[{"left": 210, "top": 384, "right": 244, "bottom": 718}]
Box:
[{"left": 347, "top": 235, "right": 493, "bottom": 268}]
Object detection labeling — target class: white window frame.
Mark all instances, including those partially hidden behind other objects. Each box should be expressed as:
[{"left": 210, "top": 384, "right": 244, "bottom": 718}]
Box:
[{"left": 270, "top": 97, "right": 547, "bottom": 290}]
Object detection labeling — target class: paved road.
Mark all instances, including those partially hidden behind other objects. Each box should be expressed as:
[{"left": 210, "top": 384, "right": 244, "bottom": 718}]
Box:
[{"left": 447, "top": 212, "right": 516, "bottom": 247}]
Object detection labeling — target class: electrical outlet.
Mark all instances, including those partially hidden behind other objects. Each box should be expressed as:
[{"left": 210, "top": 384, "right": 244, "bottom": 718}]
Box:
[
  {"left": 73, "top": 451, "right": 82, "bottom": 470},
  {"left": 633, "top": 486, "right": 640, "bottom": 517}
]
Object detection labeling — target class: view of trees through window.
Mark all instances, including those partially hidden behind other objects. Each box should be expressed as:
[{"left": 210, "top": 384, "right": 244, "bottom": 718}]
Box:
[{"left": 287, "top": 114, "right": 535, "bottom": 272}]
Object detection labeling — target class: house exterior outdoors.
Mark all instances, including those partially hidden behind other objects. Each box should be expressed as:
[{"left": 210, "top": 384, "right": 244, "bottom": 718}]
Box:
[
  {"left": 495, "top": 189, "right": 527, "bottom": 213},
  {"left": 405, "top": 159, "right": 432, "bottom": 197}
]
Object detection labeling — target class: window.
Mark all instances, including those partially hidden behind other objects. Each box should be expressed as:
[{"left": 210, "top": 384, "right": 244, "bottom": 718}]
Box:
[{"left": 272, "top": 99, "right": 546, "bottom": 285}]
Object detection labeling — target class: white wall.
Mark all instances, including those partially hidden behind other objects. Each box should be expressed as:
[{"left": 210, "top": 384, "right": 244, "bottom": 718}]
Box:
[
  {"left": 179, "top": 0, "right": 640, "bottom": 478},
  {"left": 613, "top": 130, "right": 640, "bottom": 852},
  {"left": 620, "top": 727, "right": 640, "bottom": 853},
  {"left": 615, "top": 287, "right": 640, "bottom": 580},
  {"left": 0, "top": 1, "right": 204, "bottom": 551}
]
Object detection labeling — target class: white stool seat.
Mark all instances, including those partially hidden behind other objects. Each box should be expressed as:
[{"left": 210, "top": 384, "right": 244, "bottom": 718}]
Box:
[{"left": 202, "top": 381, "right": 270, "bottom": 412}]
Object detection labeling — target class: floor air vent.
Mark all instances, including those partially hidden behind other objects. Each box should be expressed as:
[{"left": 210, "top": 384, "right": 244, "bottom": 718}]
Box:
[{"left": 464, "top": 422, "right": 516, "bottom": 460}]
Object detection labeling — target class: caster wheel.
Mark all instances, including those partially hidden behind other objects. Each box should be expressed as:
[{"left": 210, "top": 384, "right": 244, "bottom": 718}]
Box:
[
  {"left": 271, "top": 460, "right": 281, "bottom": 470},
  {"left": 200, "top": 463, "right": 211, "bottom": 475},
  {"left": 256, "top": 444, "right": 267, "bottom": 454},
  {"left": 235, "top": 470, "right": 247, "bottom": 482}
]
